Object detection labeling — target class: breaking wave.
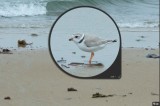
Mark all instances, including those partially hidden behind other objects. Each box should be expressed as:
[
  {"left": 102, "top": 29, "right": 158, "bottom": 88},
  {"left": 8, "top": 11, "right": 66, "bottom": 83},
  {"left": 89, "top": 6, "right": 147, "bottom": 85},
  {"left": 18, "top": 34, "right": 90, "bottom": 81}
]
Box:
[{"left": 0, "top": 0, "right": 159, "bottom": 28}]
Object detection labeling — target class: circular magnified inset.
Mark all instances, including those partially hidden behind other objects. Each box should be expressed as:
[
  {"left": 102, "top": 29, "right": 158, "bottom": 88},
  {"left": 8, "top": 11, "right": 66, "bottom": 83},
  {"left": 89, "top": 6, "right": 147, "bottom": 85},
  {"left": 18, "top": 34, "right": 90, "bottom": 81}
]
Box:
[{"left": 49, "top": 6, "right": 121, "bottom": 78}]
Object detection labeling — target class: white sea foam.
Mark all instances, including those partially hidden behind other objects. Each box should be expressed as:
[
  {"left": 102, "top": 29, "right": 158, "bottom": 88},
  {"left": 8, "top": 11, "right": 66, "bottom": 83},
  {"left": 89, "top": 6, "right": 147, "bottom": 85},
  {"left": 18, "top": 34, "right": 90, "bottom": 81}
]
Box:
[
  {"left": 0, "top": 2, "right": 46, "bottom": 17},
  {"left": 118, "top": 22, "right": 159, "bottom": 28}
]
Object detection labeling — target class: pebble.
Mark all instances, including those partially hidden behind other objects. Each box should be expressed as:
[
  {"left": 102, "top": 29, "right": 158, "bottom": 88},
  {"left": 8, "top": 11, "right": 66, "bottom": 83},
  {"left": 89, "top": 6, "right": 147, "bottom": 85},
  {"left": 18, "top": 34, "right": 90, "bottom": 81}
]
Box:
[{"left": 72, "top": 52, "right": 76, "bottom": 54}]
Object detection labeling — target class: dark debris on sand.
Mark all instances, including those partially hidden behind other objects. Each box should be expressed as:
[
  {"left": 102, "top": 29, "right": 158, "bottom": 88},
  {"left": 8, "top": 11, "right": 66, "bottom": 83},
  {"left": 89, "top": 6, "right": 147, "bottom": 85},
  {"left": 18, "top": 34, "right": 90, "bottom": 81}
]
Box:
[
  {"left": 139, "top": 35, "right": 146, "bottom": 38},
  {"left": 92, "top": 93, "right": 115, "bottom": 98},
  {"left": 61, "top": 64, "right": 70, "bottom": 68},
  {"left": 81, "top": 55, "right": 86, "bottom": 58},
  {"left": 146, "top": 54, "right": 160, "bottom": 58},
  {"left": 92, "top": 92, "right": 133, "bottom": 98},
  {"left": 145, "top": 48, "right": 156, "bottom": 50},
  {"left": 128, "top": 92, "right": 133, "bottom": 95},
  {"left": 92, "top": 92, "right": 106, "bottom": 98},
  {"left": 151, "top": 92, "right": 159, "bottom": 96},
  {"left": 31, "top": 33, "right": 38, "bottom": 37},
  {"left": 112, "top": 40, "right": 117, "bottom": 42},
  {"left": 18, "top": 40, "right": 33, "bottom": 48},
  {"left": 72, "top": 52, "right": 76, "bottom": 54},
  {"left": 4, "top": 96, "right": 11, "bottom": 100},
  {"left": 122, "top": 95, "right": 127, "bottom": 97},
  {"left": 136, "top": 39, "right": 143, "bottom": 42},
  {"left": 67, "top": 87, "right": 77, "bottom": 92},
  {"left": 57, "top": 57, "right": 66, "bottom": 63},
  {"left": 0, "top": 48, "right": 12, "bottom": 54}
]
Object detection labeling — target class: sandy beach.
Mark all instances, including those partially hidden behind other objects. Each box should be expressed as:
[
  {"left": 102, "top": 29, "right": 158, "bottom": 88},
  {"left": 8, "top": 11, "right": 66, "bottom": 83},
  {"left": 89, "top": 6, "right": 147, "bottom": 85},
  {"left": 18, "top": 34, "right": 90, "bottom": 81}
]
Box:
[{"left": 0, "top": 48, "right": 159, "bottom": 106}]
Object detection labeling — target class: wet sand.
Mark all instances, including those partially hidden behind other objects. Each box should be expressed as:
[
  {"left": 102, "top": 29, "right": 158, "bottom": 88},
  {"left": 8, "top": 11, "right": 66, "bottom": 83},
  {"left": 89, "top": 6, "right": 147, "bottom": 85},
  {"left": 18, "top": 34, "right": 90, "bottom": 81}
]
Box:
[{"left": 0, "top": 48, "right": 159, "bottom": 106}]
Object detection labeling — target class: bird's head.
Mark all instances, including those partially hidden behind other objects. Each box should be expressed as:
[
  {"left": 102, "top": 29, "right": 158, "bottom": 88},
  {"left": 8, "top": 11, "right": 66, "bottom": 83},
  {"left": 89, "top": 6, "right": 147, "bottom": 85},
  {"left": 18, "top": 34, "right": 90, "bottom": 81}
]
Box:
[{"left": 69, "top": 33, "right": 85, "bottom": 44}]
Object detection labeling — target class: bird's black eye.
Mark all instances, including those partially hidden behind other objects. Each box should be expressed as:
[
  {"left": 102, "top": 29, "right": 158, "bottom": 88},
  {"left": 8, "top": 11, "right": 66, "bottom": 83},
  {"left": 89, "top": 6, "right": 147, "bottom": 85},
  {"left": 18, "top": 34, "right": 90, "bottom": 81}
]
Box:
[{"left": 75, "top": 36, "right": 78, "bottom": 38}]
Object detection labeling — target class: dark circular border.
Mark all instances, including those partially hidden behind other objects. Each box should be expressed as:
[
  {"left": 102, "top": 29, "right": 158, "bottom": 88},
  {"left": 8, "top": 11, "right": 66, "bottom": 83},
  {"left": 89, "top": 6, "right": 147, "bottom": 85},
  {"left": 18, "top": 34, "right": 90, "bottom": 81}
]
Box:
[{"left": 48, "top": 6, "right": 122, "bottom": 79}]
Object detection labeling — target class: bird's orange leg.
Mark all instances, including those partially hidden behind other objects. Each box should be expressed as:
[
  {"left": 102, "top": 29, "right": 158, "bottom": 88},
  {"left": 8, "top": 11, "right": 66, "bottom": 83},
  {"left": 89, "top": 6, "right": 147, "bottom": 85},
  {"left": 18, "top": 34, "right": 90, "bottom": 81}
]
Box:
[{"left": 89, "top": 52, "right": 94, "bottom": 64}]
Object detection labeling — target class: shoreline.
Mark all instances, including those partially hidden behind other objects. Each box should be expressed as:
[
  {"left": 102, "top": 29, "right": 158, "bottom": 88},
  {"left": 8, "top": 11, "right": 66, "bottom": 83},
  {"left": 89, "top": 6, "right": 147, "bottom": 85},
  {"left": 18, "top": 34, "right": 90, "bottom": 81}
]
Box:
[
  {"left": 119, "top": 27, "right": 159, "bottom": 32},
  {"left": 1, "top": 46, "right": 159, "bottom": 54},
  {"left": 0, "top": 27, "right": 159, "bottom": 49}
]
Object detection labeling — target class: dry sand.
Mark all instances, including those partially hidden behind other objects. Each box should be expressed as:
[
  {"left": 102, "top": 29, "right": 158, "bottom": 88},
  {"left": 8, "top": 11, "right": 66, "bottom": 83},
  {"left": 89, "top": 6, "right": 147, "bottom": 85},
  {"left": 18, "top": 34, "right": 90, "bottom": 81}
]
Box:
[{"left": 0, "top": 48, "right": 159, "bottom": 106}]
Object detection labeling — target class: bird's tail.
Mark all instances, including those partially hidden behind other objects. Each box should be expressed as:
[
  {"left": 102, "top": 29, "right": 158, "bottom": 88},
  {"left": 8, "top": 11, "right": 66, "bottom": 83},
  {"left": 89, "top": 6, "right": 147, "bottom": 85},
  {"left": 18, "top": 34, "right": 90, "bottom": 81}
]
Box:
[{"left": 103, "top": 39, "right": 117, "bottom": 44}]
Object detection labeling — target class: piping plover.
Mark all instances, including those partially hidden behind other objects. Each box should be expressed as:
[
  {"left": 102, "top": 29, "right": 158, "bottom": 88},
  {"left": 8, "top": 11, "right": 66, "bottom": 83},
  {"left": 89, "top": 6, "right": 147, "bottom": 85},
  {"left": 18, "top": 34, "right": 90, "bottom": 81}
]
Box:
[{"left": 69, "top": 33, "right": 117, "bottom": 64}]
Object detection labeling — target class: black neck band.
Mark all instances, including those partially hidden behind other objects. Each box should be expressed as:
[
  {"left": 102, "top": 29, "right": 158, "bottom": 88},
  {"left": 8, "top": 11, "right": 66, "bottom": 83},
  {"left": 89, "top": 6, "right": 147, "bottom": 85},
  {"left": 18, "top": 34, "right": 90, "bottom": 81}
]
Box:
[{"left": 79, "top": 35, "right": 85, "bottom": 43}]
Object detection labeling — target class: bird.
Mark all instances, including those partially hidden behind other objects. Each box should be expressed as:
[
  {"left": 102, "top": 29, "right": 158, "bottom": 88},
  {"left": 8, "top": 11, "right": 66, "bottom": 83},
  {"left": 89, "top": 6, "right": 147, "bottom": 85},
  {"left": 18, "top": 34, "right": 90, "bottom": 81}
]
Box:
[{"left": 69, "top": 33, "right": 117, "bottom": 64}]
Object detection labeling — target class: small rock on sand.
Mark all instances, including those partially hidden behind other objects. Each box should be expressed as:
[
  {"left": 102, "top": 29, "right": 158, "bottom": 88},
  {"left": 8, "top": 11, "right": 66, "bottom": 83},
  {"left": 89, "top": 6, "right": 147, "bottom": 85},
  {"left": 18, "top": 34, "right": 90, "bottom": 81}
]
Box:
[{"left": 31, "top": 33, "right": 38, "bottom": 37}]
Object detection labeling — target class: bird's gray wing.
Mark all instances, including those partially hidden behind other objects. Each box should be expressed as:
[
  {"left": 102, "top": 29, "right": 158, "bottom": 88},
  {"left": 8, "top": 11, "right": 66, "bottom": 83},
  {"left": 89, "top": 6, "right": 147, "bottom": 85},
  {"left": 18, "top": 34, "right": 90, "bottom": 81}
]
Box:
[{"left": 84, "top": 36, "right": 108, "bottom": 47}]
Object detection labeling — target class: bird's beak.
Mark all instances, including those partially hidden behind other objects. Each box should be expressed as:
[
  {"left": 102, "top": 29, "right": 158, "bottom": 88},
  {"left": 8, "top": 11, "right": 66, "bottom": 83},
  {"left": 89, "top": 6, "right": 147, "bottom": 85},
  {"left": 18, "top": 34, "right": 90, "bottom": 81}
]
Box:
[{"left": 69, "top": 38, "right": 73, "bottom": 41}]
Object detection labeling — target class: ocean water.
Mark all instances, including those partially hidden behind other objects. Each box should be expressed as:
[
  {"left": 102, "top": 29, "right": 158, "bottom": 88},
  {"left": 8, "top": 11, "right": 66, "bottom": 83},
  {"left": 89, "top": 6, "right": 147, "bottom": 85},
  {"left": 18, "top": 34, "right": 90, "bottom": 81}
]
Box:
[
  {"left": 0, "top": 0, "right": 159, "bottom": 49},
  {"left": 0, "top": 0, "right": 159, "bottom": 27}
]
